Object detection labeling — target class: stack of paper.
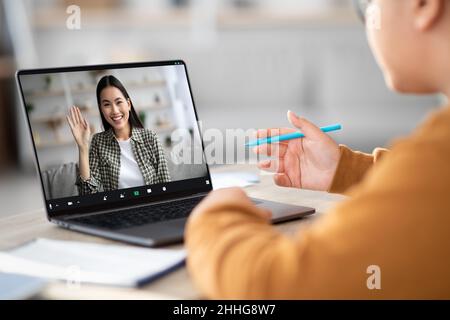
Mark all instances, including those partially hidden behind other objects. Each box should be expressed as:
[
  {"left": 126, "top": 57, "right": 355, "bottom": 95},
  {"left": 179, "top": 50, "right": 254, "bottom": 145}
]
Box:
[{"left": 0, "top": 238, "right": 186, "bottom": 287}]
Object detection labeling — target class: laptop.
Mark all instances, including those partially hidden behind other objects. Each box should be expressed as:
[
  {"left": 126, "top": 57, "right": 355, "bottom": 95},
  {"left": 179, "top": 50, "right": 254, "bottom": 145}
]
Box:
[{"left": 16, "top": 60, "right": 315, "bottom": 247}]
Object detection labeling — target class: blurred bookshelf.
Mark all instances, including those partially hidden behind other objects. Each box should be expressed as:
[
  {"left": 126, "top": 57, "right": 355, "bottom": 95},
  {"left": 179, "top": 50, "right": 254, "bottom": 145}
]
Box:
[
  {"left": 31, "top": 3, "right": 358, "bottom": 30},
  {"left": 0, "top": 56, "right": 14, "bottom": 79},
  {"left": 0, "top": 56, "right": 15, "bottom": 169},
  {"left": 24, "top": 80, "right": 167, "bottom": 99}
]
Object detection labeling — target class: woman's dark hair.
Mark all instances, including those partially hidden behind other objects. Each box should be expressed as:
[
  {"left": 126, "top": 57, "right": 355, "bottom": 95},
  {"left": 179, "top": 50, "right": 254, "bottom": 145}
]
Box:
[{"left": 96, "top": 75, "right": 144, "bottom": 131}]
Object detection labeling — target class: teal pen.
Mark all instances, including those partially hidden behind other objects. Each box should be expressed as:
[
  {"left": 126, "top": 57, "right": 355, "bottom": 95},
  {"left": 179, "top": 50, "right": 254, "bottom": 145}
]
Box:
[{"left": 246, "top": 124, "right": 342, "bottom": 147}]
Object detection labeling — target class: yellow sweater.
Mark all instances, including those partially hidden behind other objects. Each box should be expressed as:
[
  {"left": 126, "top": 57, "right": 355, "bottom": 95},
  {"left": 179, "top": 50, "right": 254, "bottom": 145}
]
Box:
[{"left": 185, "top": 105, "right": 450, "bottom": 299}]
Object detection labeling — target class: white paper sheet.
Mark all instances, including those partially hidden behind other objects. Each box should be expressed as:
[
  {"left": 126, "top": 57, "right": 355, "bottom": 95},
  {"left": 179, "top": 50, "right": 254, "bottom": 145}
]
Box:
[{"left": 0, "top": 238, "right": 186, "bottom": 287}]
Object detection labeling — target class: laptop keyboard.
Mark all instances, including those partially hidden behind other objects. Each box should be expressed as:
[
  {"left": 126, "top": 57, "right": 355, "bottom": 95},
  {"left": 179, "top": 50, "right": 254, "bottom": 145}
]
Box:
[{"left": 68, "top": 196, "right": 205, "bottom": 230}]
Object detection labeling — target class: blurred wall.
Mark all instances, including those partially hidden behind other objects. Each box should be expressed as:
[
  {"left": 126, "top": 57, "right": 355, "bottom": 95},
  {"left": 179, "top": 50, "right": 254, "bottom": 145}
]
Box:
[{"left": 3, "top": 0, "right": 444, "bottom": 170}]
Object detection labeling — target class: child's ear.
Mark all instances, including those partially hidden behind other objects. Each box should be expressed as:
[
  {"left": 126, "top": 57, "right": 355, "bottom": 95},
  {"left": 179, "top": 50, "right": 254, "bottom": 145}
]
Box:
[{"left": 414, "top": 0, "right": 444, "bottom": 31}]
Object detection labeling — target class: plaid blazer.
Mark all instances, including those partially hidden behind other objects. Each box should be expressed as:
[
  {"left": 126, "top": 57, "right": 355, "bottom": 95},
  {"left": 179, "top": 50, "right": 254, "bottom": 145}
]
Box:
[{"left": 77, "top": 127, "right": 171, "bottom": 195}]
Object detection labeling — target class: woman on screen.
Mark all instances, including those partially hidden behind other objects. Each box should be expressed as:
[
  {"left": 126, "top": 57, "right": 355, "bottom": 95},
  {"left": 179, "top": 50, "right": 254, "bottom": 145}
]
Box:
[{"left": 67, "top": 75, "right": 171, "bottom": 195}]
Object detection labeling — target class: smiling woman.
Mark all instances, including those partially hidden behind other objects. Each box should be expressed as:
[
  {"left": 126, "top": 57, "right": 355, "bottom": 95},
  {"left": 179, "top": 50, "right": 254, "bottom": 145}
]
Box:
[{"left": 67, "top": 75, "right": 171, "bottom": 195}]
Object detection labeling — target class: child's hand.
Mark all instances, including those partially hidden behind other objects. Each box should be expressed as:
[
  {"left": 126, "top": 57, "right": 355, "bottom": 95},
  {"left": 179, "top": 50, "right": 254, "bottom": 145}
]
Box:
[{"left": 253, "top": 111, "right": 340, "bottom": 191}]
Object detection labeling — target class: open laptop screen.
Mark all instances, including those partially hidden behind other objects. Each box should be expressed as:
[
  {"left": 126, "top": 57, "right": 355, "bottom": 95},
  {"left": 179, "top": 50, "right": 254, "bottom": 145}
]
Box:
[{"left": 17, "top": 61, "right": 211, "bottom": 217}]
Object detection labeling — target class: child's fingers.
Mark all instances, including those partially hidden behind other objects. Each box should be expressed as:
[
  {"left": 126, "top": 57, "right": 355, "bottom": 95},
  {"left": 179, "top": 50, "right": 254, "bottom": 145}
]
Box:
[
  {"left": 252, "top": 143, "right": 287, "bottom": 157},
  {"left": 257, "top": 159, "right": 285, "bottom": 173},
  {"left": 288, "top": 111, "right": 324, "bottom": 141},
  {"left": 273, "top": 173, "right": 292, "bottom": 187},
  {"left": 255, "top": 128, "right": 296, "bottom": 144}
]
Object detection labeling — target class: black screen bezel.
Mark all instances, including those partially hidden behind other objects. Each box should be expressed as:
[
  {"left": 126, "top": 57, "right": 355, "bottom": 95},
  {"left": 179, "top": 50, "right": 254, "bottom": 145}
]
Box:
[{"left": 16, "top": 60, "right": 212, "bottom": 219}]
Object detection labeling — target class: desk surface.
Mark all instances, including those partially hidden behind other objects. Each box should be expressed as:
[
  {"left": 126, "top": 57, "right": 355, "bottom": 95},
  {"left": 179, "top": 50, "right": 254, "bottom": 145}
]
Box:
[{"left": 0, "top": 165, "right": 345, "bottom": 299}]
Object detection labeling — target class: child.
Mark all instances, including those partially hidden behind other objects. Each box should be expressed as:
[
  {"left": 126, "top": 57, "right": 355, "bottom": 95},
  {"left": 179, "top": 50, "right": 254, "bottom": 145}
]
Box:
[{"left": 185, "top": 0, "right": 450, "bottom": 299}]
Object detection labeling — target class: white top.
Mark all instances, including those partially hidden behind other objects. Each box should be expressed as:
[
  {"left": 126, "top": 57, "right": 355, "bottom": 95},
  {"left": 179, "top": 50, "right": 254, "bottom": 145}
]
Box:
[{"left": 117, "top": 139, "right": 145, "bottom": 189}]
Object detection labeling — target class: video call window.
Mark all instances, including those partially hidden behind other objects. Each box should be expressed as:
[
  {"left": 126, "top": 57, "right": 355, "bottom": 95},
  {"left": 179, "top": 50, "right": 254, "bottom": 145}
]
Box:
[{"left": 19, "top": 65, "right": 208, "bottom": 201}]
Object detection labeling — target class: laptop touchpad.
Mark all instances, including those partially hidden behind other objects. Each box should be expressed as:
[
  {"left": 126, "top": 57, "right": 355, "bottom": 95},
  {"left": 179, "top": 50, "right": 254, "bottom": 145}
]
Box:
[{"left": 119, "top": 218, "right": 186, "bottom": 242}]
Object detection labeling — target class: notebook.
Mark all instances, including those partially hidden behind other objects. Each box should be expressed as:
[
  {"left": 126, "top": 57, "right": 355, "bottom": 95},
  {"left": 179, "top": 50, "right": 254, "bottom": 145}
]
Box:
[{"left": 0, "top": 238, "right": 186, "bottom": 287}]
